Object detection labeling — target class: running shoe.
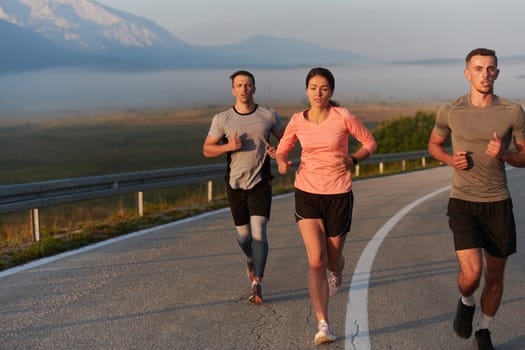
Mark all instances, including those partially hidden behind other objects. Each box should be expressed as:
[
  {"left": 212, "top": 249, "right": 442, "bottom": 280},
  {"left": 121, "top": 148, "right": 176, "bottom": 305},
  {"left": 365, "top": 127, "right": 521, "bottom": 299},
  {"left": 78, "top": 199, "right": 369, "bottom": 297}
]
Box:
[
  {"left": 453, "top": 298, "right": 475, "bottom": 339},
  {"left": 473, "top": 329, "right": 495, "bottom": 350},
  {"left": 328, "top": 272, "right": 342, "bottom": 296},
  {"left": 314, "top": 319, "right": 336, "bottom": 345},
  {"left": 246, "top": 260, "right": 255, "bottom": 282},
  {"left": 248, "top": 281, "right": 263, "bottom": 305}
]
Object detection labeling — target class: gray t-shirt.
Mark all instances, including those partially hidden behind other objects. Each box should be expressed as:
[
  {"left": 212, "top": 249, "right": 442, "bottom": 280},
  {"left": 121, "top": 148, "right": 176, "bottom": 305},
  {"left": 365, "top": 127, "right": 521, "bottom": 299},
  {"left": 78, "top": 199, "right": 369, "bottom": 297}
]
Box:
[
  {"left": 208, "top": 105, "right": 284, "bottom": 190},
  {"left": 434, "top": 94, "right": 525, "bottom": 202}
]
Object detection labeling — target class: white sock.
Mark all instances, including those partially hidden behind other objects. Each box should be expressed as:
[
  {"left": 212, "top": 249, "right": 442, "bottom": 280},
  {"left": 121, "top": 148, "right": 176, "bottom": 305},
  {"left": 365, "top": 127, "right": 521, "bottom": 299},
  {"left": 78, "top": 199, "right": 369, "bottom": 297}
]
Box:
[
  {"left": 477, "top": 313, "right": 493, "bottom": 330},
  {"left": 461, "top": 294, "right": 475, "bottom": 307}
]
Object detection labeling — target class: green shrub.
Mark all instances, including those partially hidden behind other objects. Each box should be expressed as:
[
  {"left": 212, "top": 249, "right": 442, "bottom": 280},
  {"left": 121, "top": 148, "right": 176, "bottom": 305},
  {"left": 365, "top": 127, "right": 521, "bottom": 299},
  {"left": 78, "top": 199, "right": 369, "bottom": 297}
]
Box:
[{"left": 372, "top": 111, "right": 437, "bottom": 153}]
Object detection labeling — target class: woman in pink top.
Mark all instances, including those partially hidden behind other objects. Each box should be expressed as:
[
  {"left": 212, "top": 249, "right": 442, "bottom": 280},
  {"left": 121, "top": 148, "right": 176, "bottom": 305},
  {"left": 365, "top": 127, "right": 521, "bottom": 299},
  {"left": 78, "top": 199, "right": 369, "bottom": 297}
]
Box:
[{"left": 276, "top": 67, "right": 376, "bottom": 345}]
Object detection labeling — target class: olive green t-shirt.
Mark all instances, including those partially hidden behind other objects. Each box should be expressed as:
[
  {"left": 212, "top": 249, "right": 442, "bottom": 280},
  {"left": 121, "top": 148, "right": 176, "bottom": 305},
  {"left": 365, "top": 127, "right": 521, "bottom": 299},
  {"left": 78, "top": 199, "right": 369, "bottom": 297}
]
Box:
[{"left": 434, "top": 95, "right": 525, "bottom": 202}]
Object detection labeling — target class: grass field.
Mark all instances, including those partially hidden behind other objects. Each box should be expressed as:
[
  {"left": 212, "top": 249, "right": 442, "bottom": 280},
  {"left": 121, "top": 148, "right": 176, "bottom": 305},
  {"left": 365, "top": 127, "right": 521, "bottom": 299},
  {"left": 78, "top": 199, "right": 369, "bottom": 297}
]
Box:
[
  {"left": 0, "top": 101, "right": 442, "bottom": 269},
  {"left": 0, "top": 100, "right": 441, "bottom": 185}
]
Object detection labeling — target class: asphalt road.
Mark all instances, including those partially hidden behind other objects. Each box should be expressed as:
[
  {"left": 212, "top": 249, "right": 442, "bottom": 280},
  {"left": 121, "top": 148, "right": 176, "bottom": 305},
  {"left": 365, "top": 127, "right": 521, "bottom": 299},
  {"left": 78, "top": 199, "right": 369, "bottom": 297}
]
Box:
[{"left": 0, "top": 166, "right": 524, "bottom": 350}]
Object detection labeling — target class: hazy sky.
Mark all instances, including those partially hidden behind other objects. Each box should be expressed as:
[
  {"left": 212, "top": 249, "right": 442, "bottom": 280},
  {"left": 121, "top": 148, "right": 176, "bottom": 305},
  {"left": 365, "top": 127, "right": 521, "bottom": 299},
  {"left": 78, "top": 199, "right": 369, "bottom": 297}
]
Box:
[{"left": 97, "top": 0, "right": 522, "bottom": 61}]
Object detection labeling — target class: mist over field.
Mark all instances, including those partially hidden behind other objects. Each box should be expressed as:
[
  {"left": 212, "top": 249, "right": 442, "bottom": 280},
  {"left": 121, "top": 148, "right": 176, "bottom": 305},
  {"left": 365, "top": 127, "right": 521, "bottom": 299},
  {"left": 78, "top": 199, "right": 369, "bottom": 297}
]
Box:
[{"left": 1, "top": 61, "right": 525, "bottom": 121}]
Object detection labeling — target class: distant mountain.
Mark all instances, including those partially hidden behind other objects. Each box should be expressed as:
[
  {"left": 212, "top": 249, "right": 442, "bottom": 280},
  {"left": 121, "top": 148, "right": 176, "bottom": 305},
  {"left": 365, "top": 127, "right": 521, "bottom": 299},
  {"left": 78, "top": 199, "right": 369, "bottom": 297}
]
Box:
[
  {"left": 0, "top": 0, "right": 189, "bottom": 50},
  {"left": 192, "top": 35, "right": 371, "bottom": 67},
  {"left": 0, "top": 0, "right": 373, "bottom": 72},
  {"left": 389, "top": 58, "right": 462, "bottom": 65},
  {"left": 0, "top": 18, "right": 130, "bottom": 72}
]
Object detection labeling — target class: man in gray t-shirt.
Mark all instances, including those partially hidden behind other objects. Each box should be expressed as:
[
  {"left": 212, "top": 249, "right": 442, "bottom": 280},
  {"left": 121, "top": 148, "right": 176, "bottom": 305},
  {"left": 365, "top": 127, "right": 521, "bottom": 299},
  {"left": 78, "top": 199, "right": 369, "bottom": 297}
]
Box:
[
  {"left": 203, "top": 70, "right": 284, "bottom": 304},
  {"left": 428, "top": 48, "right": 525, "bottom": 350}
]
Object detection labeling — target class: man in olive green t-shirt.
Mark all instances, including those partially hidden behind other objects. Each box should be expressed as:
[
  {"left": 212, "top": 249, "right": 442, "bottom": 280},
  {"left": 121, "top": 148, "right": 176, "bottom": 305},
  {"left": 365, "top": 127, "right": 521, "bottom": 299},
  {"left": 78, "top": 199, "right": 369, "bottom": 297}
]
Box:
[{"left": 428, "top": 48, "right": 525, "bottom": 350}]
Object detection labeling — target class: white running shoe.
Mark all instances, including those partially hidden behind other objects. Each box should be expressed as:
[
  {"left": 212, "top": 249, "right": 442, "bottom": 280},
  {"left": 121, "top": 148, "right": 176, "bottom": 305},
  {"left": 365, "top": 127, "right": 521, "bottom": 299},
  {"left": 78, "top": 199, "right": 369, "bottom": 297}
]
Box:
[{"left": 314, "top": 319, "right": 336, "bottom": 345}]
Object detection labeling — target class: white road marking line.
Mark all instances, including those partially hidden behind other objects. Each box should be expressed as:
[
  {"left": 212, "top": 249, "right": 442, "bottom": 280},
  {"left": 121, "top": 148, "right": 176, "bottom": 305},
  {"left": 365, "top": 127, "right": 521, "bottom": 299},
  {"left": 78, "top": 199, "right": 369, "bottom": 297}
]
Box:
[
  {"left": 0, "top": 208, "right": 230, "bottom": 279},
  {"left": 345, "top": 186, "right": 450, "bottom": 350},
  {"left": 0, "top": 192, "right": 294, "bottom": 279}
]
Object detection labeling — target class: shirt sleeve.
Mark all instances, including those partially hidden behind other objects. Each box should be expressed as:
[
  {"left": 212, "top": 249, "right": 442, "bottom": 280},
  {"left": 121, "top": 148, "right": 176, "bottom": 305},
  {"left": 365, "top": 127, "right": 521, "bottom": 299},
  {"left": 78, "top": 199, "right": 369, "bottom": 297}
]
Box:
[
  {"left": 207, "top": 114, "right": 225, "bottom": 138},
  {"left": 344, "top": 109, "right": 377, "bottom": 154},
  {"left": 276, "top": 113, "right": 299, "bottom": 156},
  {"left": 271, "top": 109, "right": 285, "bottom": 136},
  {"left": 433, "top": 104, "right": 451, "bottom": 138}
]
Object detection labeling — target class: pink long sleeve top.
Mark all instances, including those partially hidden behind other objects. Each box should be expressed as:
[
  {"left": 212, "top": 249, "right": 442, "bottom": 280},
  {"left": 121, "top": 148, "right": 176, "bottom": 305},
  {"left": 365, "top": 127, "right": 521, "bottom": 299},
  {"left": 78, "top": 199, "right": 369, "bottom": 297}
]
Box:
[{"left": 276, "top": 106, "right": 377, "bottom": 195}]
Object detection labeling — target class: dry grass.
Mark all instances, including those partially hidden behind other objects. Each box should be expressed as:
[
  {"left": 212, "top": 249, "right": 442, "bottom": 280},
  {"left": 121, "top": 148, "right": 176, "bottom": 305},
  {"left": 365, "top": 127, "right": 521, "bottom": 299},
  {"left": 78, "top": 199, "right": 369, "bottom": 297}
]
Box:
[
  {"left": 0, "top": 100, "right": 441, "bottom": 184},
  {"left": 0, "top": 101, "right": 443, "bottom": 270}
]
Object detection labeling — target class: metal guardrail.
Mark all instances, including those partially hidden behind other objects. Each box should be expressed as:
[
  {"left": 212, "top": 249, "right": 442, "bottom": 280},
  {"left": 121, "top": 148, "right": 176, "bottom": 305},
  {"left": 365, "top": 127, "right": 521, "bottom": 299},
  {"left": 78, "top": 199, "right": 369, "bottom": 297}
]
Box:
[
  {"left": 0, "top": 164, "right": 227, "bottom": 215},
  {"left": 0, "top": 150, "right": 432, "bottom": 241}
]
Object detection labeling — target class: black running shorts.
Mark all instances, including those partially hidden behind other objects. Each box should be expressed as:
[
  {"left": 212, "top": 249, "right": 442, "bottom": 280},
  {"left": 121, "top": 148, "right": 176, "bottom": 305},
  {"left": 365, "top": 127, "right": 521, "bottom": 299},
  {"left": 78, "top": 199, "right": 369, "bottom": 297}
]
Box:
[
  {"left": 226, "top": 180, "right": 272, "bottom": 226},
  {"left": 447, "top": 198, "right": 517, "bottom": 257},
  {"left": 294, "top": 189, "right": 354, "bottom": 237}
]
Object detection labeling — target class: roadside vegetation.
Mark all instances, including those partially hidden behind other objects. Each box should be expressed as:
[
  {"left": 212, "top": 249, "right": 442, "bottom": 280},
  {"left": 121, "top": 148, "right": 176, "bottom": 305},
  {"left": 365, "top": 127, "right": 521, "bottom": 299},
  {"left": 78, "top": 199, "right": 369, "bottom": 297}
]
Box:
[
  {"left": 372, "top": 111, "right": 442, "bottom": 152},
  {"left": 0, "top": 105, "right": 441, "bottom": 271}
]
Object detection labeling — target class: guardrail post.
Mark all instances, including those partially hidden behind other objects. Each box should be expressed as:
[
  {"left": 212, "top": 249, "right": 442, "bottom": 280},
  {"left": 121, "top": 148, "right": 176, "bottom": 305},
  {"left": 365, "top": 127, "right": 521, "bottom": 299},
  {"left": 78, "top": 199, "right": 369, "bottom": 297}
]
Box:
[
  {"left": 207, "top": 181, "right": 213, "bottom": 202},
  {"left": 136, "top": 191, "right": 144, "bottom": 217},
  {"left": 421, "top": 157, "right": 426, "bottom": 168},
  {"left": 402, "top": 159, "right": 406, "bottom": 171},
  {"left": 30, "top": 208, "right": 40, "bottom": 242},
  {"left": 379, "top": 162, "right": 384, "bottom": 175},
  {"left": 354, "top": 165, "right": 360, "bottom": 177}
]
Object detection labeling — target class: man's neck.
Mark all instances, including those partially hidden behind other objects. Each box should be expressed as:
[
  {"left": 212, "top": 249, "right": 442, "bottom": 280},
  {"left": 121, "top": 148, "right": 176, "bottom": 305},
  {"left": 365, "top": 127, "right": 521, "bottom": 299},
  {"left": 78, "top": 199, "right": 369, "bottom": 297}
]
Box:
[
  {"left": 469, "top": 90, "right": 495, "bottom": 107},
  {"left": 234, "top": 101, "right": 256, "bottom": 114}
]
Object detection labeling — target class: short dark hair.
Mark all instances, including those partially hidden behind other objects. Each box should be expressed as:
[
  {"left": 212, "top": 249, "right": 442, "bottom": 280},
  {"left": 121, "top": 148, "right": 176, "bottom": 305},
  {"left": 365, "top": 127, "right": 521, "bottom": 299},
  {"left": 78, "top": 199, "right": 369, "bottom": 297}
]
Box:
[
  {"left": 466, "top": 48, "right": 497, "bottom": 66},
  {"left": 230, "top": 70, "right": 255, "bottom": 87}
]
